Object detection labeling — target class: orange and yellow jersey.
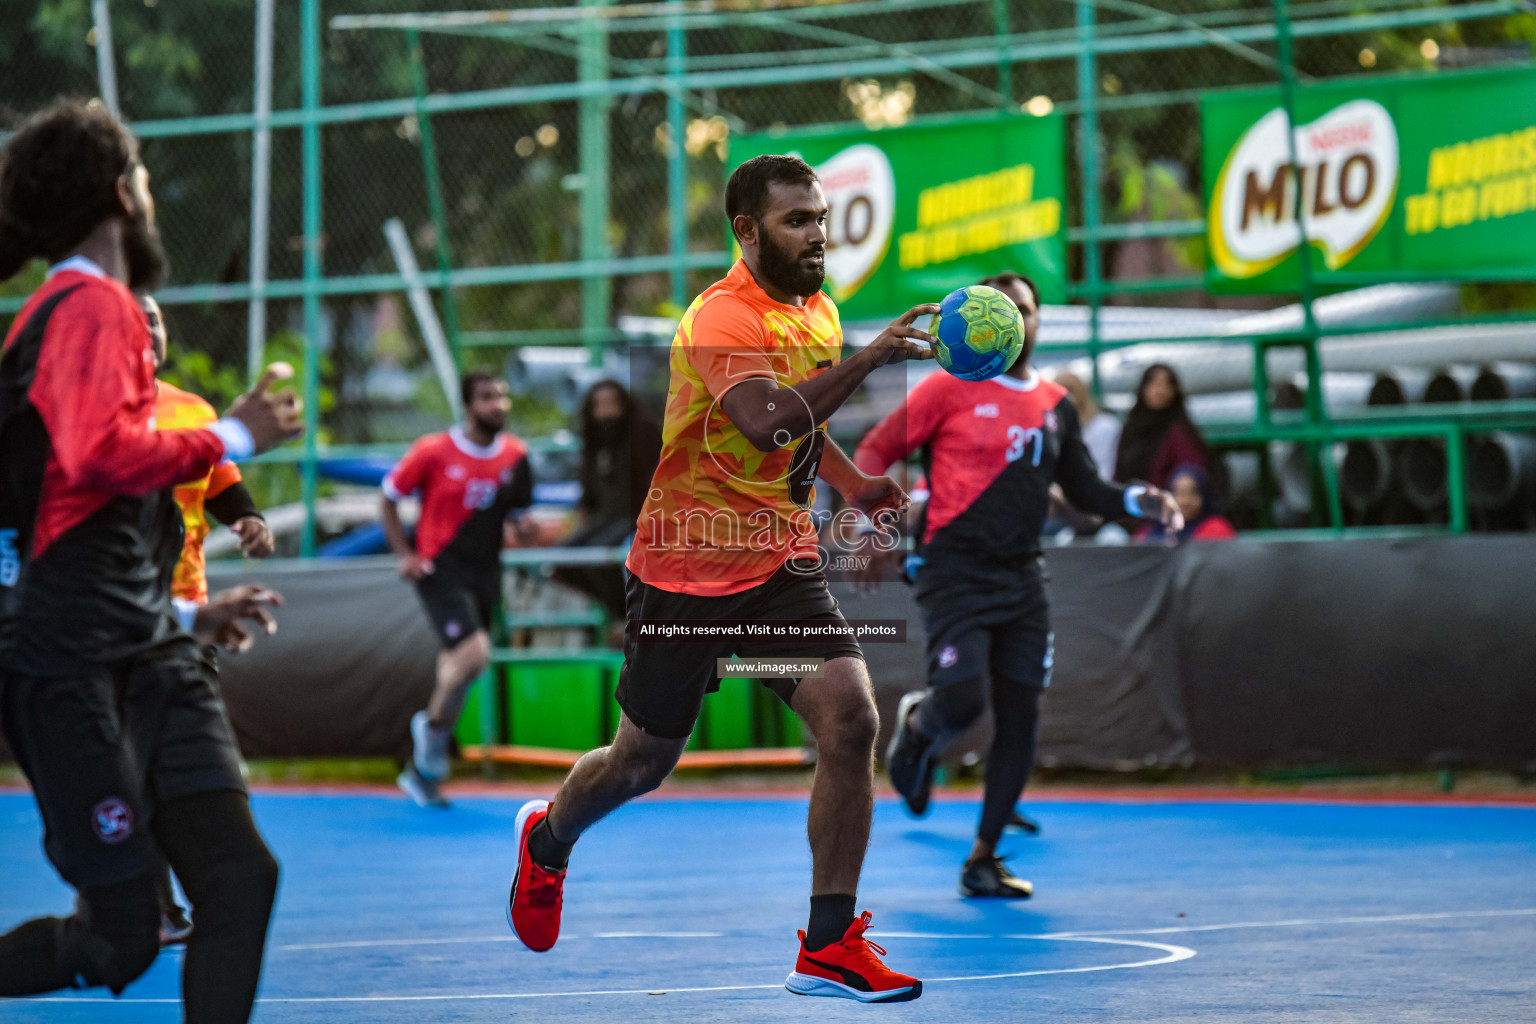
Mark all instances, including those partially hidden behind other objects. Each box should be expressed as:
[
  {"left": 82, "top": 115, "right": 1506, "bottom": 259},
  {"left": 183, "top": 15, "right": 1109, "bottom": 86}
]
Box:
[
  {"left": 626, "top": 259, "right": 844, "bottom": 596},
  {"left": 153, "top": 380, "right": 243, "bottom": 604}
]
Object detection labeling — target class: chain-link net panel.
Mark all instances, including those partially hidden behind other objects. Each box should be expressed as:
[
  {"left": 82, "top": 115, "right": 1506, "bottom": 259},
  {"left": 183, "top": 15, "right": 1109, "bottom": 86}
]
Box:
[{"left": 139, "top": 131, "right": 252, "bottom": 287}]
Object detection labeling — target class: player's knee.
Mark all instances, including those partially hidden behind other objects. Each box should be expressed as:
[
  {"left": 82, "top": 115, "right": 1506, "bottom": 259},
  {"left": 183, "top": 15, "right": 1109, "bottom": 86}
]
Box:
[
  {"left": 818, "top": 691, "right": 879, "bottom": 760},
  {"left": 453, "top": 631, "right": 491, "bottom": 675},
  {"left": 621, "top": 752, "right": 676, "bottom": 797},
  {"left": 73, "top": 873, "right": 161, "bottom": 995}
]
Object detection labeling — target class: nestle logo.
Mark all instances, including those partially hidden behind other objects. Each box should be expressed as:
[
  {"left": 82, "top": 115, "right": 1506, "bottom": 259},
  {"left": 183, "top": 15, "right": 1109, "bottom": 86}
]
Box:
[{"left": 973, "top": 403, "right": 999, "bottom": 418}]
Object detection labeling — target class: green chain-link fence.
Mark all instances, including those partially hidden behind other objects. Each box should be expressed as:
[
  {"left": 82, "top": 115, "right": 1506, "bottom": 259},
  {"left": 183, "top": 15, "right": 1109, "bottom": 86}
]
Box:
[{"left": 4, "top": 0, "right": 1536, "bottom": 550}]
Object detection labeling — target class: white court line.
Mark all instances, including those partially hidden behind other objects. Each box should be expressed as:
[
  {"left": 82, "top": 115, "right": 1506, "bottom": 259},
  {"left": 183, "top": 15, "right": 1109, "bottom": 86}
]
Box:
[
  {"left": 25, "top": 907, "right": 1536, "bottom": 1006},
  {"left": 271, "top": 908, "right": 1536, "bottom": 953},
  {"left": 1026, "top": 906, "right": 1536, "bottom": 940},
  {"left": 26, "top": 935, "right": 1195, "bottom": 1004}
]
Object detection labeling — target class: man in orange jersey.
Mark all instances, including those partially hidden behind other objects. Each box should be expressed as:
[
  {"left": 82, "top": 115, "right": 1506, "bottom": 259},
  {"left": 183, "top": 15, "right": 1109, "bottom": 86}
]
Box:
[
  {"left": 142, "top": 292, "right": 276, "bottom": 944},
  {"left": 506, "top": 154, "right": 935, "bottom": 1003},
  {"left": 143, "top": 295, "right": 275, "bottom": 581}
]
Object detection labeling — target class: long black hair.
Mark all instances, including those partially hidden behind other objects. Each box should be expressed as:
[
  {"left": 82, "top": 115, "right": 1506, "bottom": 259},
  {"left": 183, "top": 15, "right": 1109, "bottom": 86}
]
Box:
[
  {"left": 1113, "top": 363, "right": 1205, "bottom": 483},
  {"left": 578, "top": 380, "right": 661, "bottom": 522},
  {"left": 0, "top": 100, "right": 136, "bottom": 282}
]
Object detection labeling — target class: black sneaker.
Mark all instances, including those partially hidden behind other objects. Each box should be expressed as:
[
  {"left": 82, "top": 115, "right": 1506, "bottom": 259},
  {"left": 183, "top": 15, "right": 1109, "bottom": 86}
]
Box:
[
  {"left": 959, "top": 855, "right": 1034, "bottom": 899},
  {"left": 159, "top": 906, "right": 193, "bottom": 946},
  {"left": 397, "top": 764, "right": 451, "bottom": 809},
  {"left": 1005, "top": 809, "right": 1041, "bottom": 835},
  {"left": 885, "top": 691, "right": 936, "bottom": 818}
]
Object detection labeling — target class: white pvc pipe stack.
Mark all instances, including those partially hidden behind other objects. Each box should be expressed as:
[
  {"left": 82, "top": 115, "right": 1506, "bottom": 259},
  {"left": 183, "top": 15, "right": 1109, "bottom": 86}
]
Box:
[{"left": 1471, "top": 363, "right": 1536, "bottom": 402}]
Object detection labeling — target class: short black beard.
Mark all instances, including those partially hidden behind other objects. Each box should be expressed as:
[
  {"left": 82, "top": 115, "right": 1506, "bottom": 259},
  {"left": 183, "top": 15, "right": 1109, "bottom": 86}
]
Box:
[
  {"left": 124, "top": 209, "right": 168, "bottom": 291},
  {"left": 469, "top": 413, "right": 504, "bottom": 437},
  {"left": 755, "top": 227, "right": 824, "bottom": 298}
]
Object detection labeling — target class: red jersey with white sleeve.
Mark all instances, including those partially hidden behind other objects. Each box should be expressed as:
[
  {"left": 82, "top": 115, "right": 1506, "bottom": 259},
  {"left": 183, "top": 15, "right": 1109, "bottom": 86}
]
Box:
[
  {"left": 0, "top": 264, "right": 236, "bottom": 672},
  {"left": 382, "top": 426, "right": 534, "bottom": 566},
  {"left": 855, "top": 369, "right": 1138, "bottom": 571}
]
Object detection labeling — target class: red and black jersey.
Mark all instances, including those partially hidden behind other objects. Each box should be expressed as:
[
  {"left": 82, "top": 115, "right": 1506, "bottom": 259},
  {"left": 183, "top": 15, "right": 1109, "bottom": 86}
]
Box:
[
  {"left": 382, "top": 426, "right": 534, "bottom": 567},
  {"left": 0, "top": 269, "right": 226, "bottom": 673},
  {"left": 855, "top": 370, "right": 1130, "bottom": 569}
]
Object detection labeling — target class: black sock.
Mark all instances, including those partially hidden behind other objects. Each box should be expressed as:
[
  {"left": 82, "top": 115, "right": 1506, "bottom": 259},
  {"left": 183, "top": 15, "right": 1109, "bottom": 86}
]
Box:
[
  {"left": 527, "top": 819, "right": 573, "bottom": 871},
  {"left": 804, "top": 893, "right": 857, "bottom": 952}
]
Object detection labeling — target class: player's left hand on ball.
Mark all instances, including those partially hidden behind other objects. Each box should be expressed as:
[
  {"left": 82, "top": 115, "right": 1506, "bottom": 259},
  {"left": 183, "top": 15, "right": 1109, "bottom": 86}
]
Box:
[
  {"left": 194, "top": 584, "right": 284, "bottom": 653},
  {"left": 232, "top": 516, "right": 275, "bottom": 559}
]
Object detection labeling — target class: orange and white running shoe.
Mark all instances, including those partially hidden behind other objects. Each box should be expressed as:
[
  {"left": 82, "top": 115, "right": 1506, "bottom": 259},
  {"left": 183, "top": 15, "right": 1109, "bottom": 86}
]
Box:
[
  {"left": 785, "top": 911, "right": 922, "bottom": 1002},
  {"left": 506, "top": 799, "right": 565, "bottom": 952}
]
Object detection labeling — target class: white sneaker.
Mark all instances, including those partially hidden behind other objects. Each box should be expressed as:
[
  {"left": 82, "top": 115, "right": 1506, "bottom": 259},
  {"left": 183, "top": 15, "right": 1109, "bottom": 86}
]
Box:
[
  {"left": 397, "top": 764, "right": 450, "bottom": 809},
  {"left": 411, "top": 710, "right": 450, "bottom": 781}
]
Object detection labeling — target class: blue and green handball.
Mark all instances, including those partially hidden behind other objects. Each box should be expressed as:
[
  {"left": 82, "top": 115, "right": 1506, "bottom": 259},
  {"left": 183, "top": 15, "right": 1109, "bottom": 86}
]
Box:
[{"left": 928, "top": 285, "right": 1025, "bottom": 382}]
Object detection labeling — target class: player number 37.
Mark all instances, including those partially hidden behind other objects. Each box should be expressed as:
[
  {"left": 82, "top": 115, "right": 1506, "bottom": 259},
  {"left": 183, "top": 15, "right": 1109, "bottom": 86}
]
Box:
[
  {"left": 0, "top": 528, "right": 19, "bottom": 587},
  {"left": 1005, "top": 425, "right": 1044, "bottom": 467}
]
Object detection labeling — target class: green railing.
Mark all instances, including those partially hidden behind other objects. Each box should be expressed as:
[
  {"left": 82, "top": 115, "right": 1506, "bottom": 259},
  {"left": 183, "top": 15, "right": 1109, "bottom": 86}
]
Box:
[{"left": 4, "top": 0, "right": 1533, "bottom": 542}]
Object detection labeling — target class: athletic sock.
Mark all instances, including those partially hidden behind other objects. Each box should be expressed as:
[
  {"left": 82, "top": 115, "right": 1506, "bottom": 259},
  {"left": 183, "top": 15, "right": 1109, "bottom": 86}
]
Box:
[
  {"left": 804, "top": 893, "right": 857, "bottom": 952},
  {"left": 527, "top": 819, "right": 573, "bottom": 872}
]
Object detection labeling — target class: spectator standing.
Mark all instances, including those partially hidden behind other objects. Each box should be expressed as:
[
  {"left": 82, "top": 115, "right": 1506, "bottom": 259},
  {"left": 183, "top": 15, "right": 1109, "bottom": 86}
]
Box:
[
  {"left": 555, "top": 381, "right": 663, "bottom": 621},
  {"left": 1113, "top": 363, "right": 1208, "bottom": 489}
]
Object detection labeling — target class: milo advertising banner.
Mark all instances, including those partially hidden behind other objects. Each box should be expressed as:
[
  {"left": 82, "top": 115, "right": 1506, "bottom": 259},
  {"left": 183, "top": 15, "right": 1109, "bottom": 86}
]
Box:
[
  {"left": 731, "top": 113, "right": 1066, "bottom": 318},
  {"left": 1203, "top": 65, "right": 1536, "bottom": 292}
]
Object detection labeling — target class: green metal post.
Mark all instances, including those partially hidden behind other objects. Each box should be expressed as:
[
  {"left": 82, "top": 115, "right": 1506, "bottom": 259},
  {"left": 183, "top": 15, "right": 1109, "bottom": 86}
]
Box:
[
  {"left": 1446, "top": 425, "right": 1468, "bottom": 532},
  {"left": 579, "top": 0, "right": 613, "bottom": 366},
  {"left": 299, "top": 0, "right": 322, "bottom": 557},
  {"left": 992, "top": 0, "right": 1012, "bottom": 110},
  {"left": 406, "top": 28, "right": 462, "bottom": 365},
  {"left": 667, "top": 0, "right": 689, "bottom": 309},
  {"left": 1273, "top": 0, "right": 1342, "bottom": 528},
  {"left": 1076, "top": 2, "right": 1103, "bottom": 399}
]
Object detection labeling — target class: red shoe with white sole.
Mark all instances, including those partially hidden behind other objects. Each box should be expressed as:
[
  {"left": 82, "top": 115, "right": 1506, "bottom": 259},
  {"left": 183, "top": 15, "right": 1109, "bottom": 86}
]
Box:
[
  {"left": 506, "top": 799, "right": 565, "bottom": 952},
  {"left": 785, "top": 911, "right": 922, "bottom": 1002}
]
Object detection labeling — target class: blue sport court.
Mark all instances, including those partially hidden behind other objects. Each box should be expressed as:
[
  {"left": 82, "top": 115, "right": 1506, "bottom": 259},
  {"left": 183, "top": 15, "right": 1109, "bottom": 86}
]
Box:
[{"left": 2, "top": 788, "right": 1533, "bottom": 1022}]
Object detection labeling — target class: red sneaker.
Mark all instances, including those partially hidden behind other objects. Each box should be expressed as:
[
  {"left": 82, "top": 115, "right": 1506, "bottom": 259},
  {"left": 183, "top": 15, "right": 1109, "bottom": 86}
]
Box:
[
  {"left": 506, "top": 799, "right": 565, "bottom": 952},
  {"left": 785, "top": 911, "right": 922, "bottom": 1002}
]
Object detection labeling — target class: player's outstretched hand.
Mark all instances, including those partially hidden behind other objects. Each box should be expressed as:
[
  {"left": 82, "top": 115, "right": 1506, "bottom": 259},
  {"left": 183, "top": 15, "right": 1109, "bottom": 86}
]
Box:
[
  {"left": 232, "top": 515, "right": 275, "bottom": 559},
  {"left": 1136, "top": 486, "right": 1184, "bottom": 534},
  {"left": 194, "top": 584, "right": 284, "bottom": 653},
  {"left": 398, "top": 554, "right": 434, "bottom": 581},
  {"left": 865, "top": 304, "right": 940, "bottom": 367},
  {"left": 226, "top": 362, "right": 304, "bottom": 455}
]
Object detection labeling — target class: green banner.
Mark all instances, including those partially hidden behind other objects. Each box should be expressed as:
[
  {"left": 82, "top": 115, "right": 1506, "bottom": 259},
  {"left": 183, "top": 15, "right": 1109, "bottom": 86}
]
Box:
[
  {"left": 730, "top": 112, "right": 1066, "bottom": 319},
  {"left": 1202, "top": 65, "right": 1536, "bottom": 292}
]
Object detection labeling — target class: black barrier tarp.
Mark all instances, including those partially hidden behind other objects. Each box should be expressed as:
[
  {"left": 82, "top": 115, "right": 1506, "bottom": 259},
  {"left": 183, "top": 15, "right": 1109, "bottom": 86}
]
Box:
[
  {"left": 7, "top": 538, "right": 1533, "bottom": 771},
  {"left": 1175, "top": 536, "right": 1536, "bottom": 769},
  {"left": 833, "top": 546, "right": 1191, "bottom": 772},
  {"left": 207, "top": 560, "right": 437, "bottom": 761}
]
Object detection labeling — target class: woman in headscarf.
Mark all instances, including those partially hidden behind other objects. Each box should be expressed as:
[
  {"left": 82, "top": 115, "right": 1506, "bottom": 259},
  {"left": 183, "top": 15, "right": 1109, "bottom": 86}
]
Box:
[
  {"left": 1139, "top": 463, "right": 1235, "bottom": 543},
  {"left": 556, "top": 380, "right": 663, "bottom": 619},
  {"left": 1113, "top": 363, "right": 1208, "bottom": 489}
]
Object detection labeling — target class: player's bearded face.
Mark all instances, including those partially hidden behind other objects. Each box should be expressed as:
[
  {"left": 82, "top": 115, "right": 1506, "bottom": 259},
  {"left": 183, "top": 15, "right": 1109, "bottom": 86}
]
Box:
[
  {"left": 471, "top": 386, "right": 511, "bottom": 433},
  {"left": 756, "top": 218, "right": 825, "bottom": 297}
]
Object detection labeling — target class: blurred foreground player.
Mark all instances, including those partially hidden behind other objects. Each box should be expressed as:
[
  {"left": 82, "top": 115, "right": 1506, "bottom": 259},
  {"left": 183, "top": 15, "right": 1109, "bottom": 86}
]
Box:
[
  {"left": 855, "top": 272, "right": 1180, "bottom": 898},
  {"left": 505, "top": 154, "right": 933, "bottom": 1002},
  {"left": 144, "top": 291, "right": 276, "bottom": 944},
  {"left": 0, "top": 101, "right": 300, "bottom": 1020},
  {"left": 381, "top": 372, "right": 535, "bottom": 807}
]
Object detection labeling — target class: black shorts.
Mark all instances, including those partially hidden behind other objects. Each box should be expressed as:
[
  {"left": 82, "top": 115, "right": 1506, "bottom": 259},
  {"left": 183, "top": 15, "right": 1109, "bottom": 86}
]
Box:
[
  {"left": 415, "top": 560, "right": 500, "bottom": 649},
  {"left": 916, "top": 568, "right": 1053, "bottom": 694},
  {"left": 616, "top": 559, "right": 865, "bottom": 739},
  {"left": 0, "top": 643, "right": 247, "bottom": 889}
]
